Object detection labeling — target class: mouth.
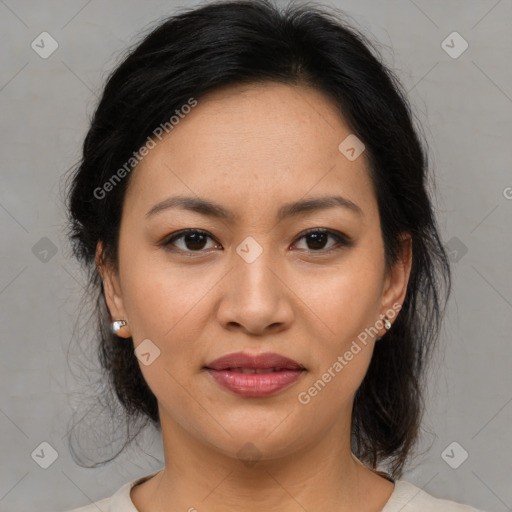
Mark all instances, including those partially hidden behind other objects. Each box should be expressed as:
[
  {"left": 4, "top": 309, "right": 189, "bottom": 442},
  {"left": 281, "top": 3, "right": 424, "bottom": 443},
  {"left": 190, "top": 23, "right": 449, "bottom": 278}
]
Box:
[
  {"left": 204, "top": 351, "right": 305, "bottom": 372},
  {"left": 203, "top": 352, "right": 306, "bottom": 397},
  {"left": 209, "top": 367, "right": 295, "bottom": 373}
]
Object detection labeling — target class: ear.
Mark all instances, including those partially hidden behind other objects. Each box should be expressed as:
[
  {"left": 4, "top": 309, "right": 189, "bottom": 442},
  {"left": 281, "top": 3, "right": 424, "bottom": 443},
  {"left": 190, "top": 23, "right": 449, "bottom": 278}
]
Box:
[
  {"left": 379, "top": 233, "right": 412, "bottom": 330},
  {"left": 95, "top": 241, "right": 131, "bottom": 338}
]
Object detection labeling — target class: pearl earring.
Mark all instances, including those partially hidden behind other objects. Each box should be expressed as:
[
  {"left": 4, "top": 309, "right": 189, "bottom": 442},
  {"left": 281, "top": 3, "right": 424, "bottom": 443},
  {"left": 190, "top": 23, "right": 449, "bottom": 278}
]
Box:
[
  {"left": 377, "top": 316, "right": 392, "bottom": 341},
  {"left": 112, "top": 320, "right": 127, "bottom": 335}
]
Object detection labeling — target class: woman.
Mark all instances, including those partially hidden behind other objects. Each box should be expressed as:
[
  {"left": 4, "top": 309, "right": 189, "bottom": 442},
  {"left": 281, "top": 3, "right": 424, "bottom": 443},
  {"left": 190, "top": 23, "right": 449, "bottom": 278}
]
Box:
[{"left": 63, "top": 1, "right": 485, "bottom": 510}]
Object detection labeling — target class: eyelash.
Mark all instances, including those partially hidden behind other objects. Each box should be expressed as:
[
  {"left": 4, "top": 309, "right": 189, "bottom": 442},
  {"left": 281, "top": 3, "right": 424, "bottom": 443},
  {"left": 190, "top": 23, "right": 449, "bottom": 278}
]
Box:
[{"left": 161, "top": 228, "right": 352, "bottom": 256}]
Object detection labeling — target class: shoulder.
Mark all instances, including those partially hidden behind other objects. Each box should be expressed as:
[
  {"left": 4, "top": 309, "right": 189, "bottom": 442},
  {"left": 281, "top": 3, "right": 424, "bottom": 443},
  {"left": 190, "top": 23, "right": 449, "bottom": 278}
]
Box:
[
  {"left": 61, "top": 470, "right": 162, "bottom": 512},
  {"left": 382, "top": 480, "right": 487, "bottom": 512}
]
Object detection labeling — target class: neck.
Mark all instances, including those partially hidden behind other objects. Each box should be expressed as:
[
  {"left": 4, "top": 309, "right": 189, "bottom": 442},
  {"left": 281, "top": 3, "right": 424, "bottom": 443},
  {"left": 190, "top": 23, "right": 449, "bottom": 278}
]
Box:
[{"left": 131, "top": 408, "right": 394, "bottom": 512}]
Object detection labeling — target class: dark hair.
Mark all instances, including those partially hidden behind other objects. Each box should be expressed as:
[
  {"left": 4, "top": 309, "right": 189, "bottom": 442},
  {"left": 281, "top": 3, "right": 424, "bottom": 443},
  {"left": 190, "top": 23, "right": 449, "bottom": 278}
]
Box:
[{"left": 63, "top": 0, "right": 451, "bottom": 479}]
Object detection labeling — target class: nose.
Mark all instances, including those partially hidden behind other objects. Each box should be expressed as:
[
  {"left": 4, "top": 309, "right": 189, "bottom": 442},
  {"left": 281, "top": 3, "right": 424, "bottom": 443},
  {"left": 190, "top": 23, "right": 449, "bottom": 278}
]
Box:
[{"left": 215, "top": 243, "right": 294, "bottom": 336}]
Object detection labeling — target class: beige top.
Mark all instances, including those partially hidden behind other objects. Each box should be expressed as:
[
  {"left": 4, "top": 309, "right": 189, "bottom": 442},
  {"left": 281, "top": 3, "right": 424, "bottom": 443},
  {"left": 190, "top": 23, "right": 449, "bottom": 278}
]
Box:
[{"left": 65, "top": 470, "right": 486, "bottom": 512}]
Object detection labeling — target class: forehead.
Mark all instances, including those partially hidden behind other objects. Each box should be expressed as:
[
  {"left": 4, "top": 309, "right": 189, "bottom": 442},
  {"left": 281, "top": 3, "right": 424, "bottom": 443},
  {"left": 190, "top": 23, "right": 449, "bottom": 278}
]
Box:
[{"left": 124, "top": 82, "right": 377, "bottom": 223}]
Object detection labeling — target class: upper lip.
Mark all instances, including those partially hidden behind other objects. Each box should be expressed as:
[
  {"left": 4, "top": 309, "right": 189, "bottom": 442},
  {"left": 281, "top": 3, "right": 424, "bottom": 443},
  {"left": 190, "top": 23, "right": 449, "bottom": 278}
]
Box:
[{"left": 204, "top": 352, "right": 305, "bottom": 371}]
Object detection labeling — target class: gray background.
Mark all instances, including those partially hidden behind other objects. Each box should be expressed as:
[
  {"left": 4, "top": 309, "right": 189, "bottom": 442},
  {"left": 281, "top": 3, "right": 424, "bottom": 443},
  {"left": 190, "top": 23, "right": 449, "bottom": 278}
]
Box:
[{"left": 1, "top": 0, "right": 511, "bottom": 511}]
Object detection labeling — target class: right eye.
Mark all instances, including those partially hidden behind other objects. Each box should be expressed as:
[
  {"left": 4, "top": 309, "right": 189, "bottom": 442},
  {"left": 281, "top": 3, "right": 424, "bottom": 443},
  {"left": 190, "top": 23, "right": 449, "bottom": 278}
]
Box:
[{"left": 162, "top": 229, "right": 222, "bottom": 254}]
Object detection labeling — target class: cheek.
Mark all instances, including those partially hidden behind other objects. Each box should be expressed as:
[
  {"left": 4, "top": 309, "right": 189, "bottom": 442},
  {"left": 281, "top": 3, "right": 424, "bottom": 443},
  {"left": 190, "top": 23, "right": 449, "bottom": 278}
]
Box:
[
  {"left": 294, "top": 255, "right": 383, "bottom": 340},
  {"left": 119, "top": 254, "right": 217, "bottom": 404},
  {"left": 119, "top": 247, "right": 212, "bottom": 340},
  {"left": 290, "top": 248, "right": 384, "bottom": 403},
  {"left": 294, "top": 265, "right": 381, "bottom": 415},
  {"left": 120, "top": 261, "right": 206, "bottom": 418}
]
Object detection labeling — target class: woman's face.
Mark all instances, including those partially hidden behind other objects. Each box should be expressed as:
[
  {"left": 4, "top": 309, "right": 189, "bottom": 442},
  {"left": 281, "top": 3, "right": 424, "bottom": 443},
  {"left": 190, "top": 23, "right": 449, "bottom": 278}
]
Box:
[{"left": 98, "top": 82, "right": 411, "bottom": 463}]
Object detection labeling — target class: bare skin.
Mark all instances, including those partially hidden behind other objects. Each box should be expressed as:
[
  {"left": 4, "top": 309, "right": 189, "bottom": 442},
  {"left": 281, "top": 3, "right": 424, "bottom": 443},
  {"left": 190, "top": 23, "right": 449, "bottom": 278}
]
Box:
[{"left": 97, "top": 82, "right": 412, "bottom": 512}]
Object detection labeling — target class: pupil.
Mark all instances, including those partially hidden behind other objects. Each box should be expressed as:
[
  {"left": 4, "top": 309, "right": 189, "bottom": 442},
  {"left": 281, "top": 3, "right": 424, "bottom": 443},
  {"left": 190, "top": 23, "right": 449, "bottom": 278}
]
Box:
[
  {"left": 308, "top": 232, "right": 327, "bottom": 250},
  {"left": 186, "top": 233, "right": 207, "bottom": 250}
]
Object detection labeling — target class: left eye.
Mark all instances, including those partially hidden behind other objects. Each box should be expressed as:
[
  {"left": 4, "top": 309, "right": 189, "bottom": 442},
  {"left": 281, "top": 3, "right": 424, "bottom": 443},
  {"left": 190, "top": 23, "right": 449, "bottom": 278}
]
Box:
[
  {"left": 162, "top": 228, "right": 350, "bottom": 254},
  {"left": 293, "top": 228, "right": 349, "bottom": 252}
]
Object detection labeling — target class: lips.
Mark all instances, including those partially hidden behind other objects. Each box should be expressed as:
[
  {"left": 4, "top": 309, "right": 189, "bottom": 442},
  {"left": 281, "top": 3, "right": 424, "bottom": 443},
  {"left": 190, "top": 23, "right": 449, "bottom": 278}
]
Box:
[
  {"left": 204, "top": 351, "right": 305, "bottom": 372},
  {"left": 203, "top": 351, "right": 306, "bottom": 397}
]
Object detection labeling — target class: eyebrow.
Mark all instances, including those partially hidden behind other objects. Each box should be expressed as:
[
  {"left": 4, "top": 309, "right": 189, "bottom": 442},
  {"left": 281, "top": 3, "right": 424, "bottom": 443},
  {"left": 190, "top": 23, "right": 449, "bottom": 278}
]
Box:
[{"left": 145, "top": 194, "right": 363, "bottom": 222}]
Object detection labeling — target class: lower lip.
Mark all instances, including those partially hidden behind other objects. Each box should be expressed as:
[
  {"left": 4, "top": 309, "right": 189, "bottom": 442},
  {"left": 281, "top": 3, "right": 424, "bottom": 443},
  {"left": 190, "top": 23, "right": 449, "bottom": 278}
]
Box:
[{"left": 205, "top": 369, "right": 305, "bottom": 397}]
